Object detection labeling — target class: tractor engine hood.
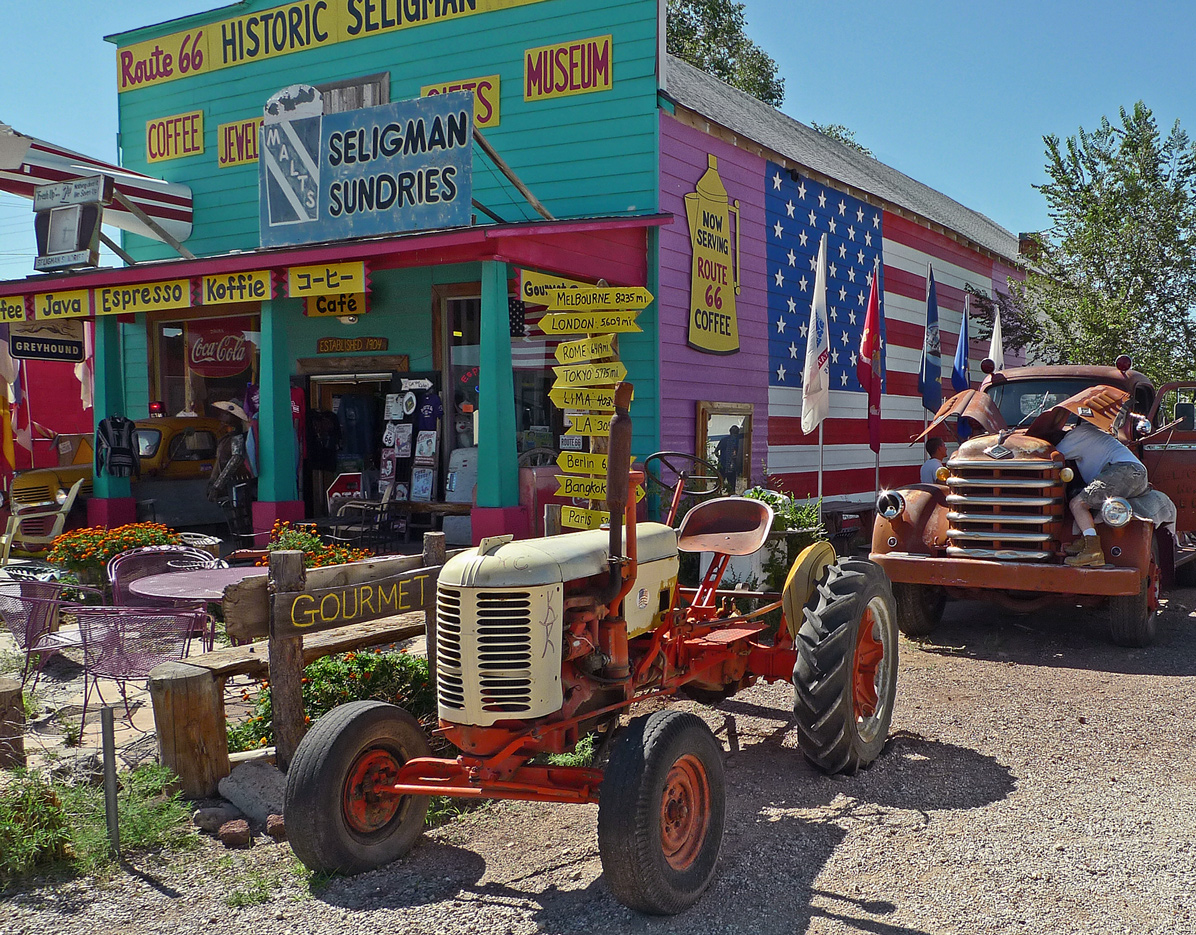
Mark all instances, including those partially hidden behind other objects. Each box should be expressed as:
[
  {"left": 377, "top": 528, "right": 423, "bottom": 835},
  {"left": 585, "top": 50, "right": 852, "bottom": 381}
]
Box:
[{"left": 440, "top": 523, "right": 679, "bottom": 589}]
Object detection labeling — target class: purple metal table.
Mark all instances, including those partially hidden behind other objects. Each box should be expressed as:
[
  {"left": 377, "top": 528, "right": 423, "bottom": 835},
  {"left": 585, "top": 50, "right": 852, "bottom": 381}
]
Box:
[{"left": 127, "top": 566, "right": 266, "bottom": 602}]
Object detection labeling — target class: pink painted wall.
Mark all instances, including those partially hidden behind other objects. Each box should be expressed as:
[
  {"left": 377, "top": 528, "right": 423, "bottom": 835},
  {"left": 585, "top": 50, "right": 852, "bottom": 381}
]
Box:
[{"left": 658, "top": 114, "right": 770, "bottom": 484}]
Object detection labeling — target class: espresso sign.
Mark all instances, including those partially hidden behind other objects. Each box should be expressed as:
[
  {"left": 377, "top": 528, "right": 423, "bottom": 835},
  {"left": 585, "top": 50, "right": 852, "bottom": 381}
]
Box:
[{"left": 186, "top": 318, "right": 254, "bottom": 378}]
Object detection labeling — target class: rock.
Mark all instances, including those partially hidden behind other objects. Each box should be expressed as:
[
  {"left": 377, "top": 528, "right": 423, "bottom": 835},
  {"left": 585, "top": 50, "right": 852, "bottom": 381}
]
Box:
[
  {"left": 266, "top": 814, "right": 287, "bottom": 841},
  {"left": 218, "top": 819, "right": 252, "bottom": 848},
  {"left": 49, "top": 748, "right": 105, "bottom": 786},
  {"left": 217, "top": 760, "right": 286, "bottom": 825},
  {"left": 193, "top": 803, "right": 246, "bottom": 834}
]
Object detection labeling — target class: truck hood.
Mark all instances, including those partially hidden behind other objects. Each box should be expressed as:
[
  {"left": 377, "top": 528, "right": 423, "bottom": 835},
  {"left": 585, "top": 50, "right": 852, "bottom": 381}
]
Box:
[
  {"left": 916, "top": 390, "right": 1006, "bottom": 441},
  {"left": 917, "top": 384, "right": 1133, "bottom": 443}
]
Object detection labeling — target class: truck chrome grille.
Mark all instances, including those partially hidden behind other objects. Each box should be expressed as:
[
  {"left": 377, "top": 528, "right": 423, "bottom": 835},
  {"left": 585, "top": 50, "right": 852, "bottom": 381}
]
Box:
[{"left": 943, "top": 455, "right": 1065, "bottom": 562}]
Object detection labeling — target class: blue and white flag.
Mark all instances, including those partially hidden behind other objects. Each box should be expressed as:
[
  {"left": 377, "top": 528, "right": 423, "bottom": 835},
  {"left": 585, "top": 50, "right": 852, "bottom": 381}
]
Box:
[
  {"left": 918, "top": 264, "right": 942, "bottom": 411},
  {"left": 951, "top": 292, "right": 971, "bottom": 393},
  {"left": 800, "top": 233, "right": 831, "bottom": 434}
]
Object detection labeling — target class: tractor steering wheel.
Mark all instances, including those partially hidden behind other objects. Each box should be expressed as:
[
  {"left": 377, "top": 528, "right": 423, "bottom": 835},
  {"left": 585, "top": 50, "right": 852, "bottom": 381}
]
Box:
[{"left": 643, "top": 451, "right": 725, "bottom": 499}]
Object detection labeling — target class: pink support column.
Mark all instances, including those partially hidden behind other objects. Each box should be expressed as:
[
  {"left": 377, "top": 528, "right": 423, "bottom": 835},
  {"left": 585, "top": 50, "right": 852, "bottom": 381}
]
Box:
[
  {"left": 251, "top": 500, "right": 305, "bottom": 547},
  {"left": 87, "top": 497, "right": 137, "bottom": 528},
  {"left": 471, "top": 506, "right": 530, "bottom": 544}
]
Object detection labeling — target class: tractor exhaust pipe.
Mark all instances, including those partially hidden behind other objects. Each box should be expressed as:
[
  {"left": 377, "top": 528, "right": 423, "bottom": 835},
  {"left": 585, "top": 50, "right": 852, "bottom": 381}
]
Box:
[{"left": 600, "top": 382, "right": 635, "bottom": 610}]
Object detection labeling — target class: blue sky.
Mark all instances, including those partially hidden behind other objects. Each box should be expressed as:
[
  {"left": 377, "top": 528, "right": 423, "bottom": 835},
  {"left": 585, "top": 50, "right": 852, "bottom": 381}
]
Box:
[{"left": 1, "top": 0, "right": 1193, "bottom": 279}]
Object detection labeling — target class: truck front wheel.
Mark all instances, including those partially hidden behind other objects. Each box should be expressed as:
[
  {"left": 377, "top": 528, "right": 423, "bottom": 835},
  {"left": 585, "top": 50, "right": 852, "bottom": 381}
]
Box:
[
  {"left": 597, "top": 711, "right": 726, "bottom": 915},
  {"left": 891, "top": 582, "right": 946, "bottom": 637},
  {"left": 285, "top": 701, "right": 431, "bottom": 874},
  {"left": 1108, "top": 546, "right": 1160, "bottom": 647},
  {"left": 793, "top": 558, "right": 898, "bottom": 774}
]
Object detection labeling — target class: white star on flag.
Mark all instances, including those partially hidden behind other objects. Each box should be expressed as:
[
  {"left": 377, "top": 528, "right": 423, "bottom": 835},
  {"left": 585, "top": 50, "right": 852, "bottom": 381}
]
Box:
[
  {"left": 786, "top": 200, "right": 795, "bottom": 218},
  {"left": 838, "top": 285, "right": 847, "bottom": 301},
  {"left": 850, "top": 351, "right": 858, "bottom": 366},
  {"left": 777, "top": 362, "right": 787, "bottom": 381},
  {"left": 776, "top": 316, "right": 786, "bottom": 333},
  {"left": 787, "top": 249, "right": 797, "bottom": 267},
  {"left": 848, "top": 267, "right": 856, "bottom": 283},
  {"left": 818, "top": 191, "right": 827, "bottom": 208},
  {"left": 841, "top": 372, "right": 849, "bottom": 386},
  {"left": 775, "top": 269, "right": 785, "bottom": 287},
  {"left": 858, "top": 249, "right": 866, "bottom": 265},
  {"left": 800, "top": 321, "right": 808, "bottom": 337},
  {"left": 808, "top": 209, "right": 817, "bottom": 226},
  {"left": 789, "top": 342, "right": 799, "bottom": 358},
  {"left": 848, "top": 309, "right": 857, "bottom": 325},
  {"left": 838, "top": 200, "right": 847, "bottom": 215},
  {"left": 865, "top": 231, "right": 872, "bottom": 246},
  {"left": 828, "top": 218, "right": 837, "bottom": 234},
  {"left": 857, "top": 206, "right": 865, "bottom": 222},
  {"left": 829, "top": 262, "right": 837, "bottom": 278},
  {"left": 841, "top": 330, "right": 850, "bottom": 345},
  {"left": 873, "top": 213, "right": 880, "bottom": 228},
  {"left": 797, "top": 181, "right": 807, "bottom": 199},
  {"left": 839, "top": 243, "right": 847, "bottom": 258},
  {"left": 830, "top": 307, "right": 838, "bottom": 321},
  {"left": 799, "top": 230, "right": 808, "bottom": 247},
  {"left": 787, "top": 296, "right": 797, "bottom": 313},
  {"left": 847, "top": 226, "right": 855, "bottom": 241},
  {"left": 773, "top": 172, "right": 783, "bottom": 190},
  {"left": 858, "top": 290, "right": 866, "bottom": 306},
  {"left": 774, "top": 220, "right": 784, "bottom": 238},
  {"left": 831, "top": 347, "right": 839, "bottom": 363}
]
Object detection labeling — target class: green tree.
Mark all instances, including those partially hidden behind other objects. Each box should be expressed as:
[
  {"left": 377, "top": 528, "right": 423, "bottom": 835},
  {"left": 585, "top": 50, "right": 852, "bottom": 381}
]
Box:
[
  {"left": 811, "top": 123, "right": 872, "bottom": 158},
  {"left": 1018, "top": 102, "right": 1196, "bottom": 384},
  {"left": 667, "top": 0, "right": 784, "bottom": 107}
]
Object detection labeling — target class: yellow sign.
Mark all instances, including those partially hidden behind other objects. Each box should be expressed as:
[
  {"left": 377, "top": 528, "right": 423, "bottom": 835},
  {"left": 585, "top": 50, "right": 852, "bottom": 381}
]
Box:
[
  {"left": 117, "top": 0, "right": 551, "bottom": 92},
  {"left": 288, "top": 261, "right": 366, "bottom": 297},
  {"left": 95, "top": 280, "right": 190, "bottom": 315},
  {"left": 685, "top": 154, "right": 741, "bottom": 354},
  {"left": 32, "top": 290, "right": 90, "bottom": 321},
  {"left": 539, "top": 311, "right": 641, "bottom": 335},
  {"left": 519, "top": 268, "right": 594, "bottom": 304},
  {"left": 524, "top": 35, "right": 613, "bottom": 101},
  {"left": 561, "top": 505, "right": 610, "bottom": 531},
  {"left": 545, "top": 285, "right": 653, "bottom": 311},
  {"left": 549, "top": 386, "right": 617, "bottom": 411},
  {"left": 421, "top": 75, "right": 500, "bottom": 127},
  {"left": 146, "top": 110, "right": 204, "bottom": 163},
  {"left": 305, "top": 293, "right": 369, "bottom": 317},
  {"left": 201, "top": 271, "right": 271, "bottom": 304},
  {"left": 557, "top": 450, "right": 608, "bottom": 475},
  {"left": 564, "top": 413, "right": 612, "bottom": 436},
  {"left": 218, "top": 117, "right": 263, "bottom": 168},
  {"left": 555, "top": 474, "right": 607, "bottom": 499},
  {"left": 0, "top": 297, "right": 26, "bottom": 323},
  {"left": 555, "top": 334, "right": 615, "bottom": 365},
  {"left": 553, "top": 361, "right": 626, "bottom": 388}
]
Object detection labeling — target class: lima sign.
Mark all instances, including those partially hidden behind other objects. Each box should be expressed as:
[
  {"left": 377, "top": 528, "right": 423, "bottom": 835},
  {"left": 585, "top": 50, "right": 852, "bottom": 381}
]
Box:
[{"left": 259, "top": 88, "right": 473, "bottom": 247}]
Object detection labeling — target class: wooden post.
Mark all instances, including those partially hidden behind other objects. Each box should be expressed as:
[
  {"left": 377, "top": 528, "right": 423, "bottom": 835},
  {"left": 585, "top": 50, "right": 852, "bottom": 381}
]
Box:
[
  {"left": 148, "top": 661, "right": 226, "bottom": 797},
  {"left": 0, "top": 677, "right": 25, "bottom": 770},
  {"left": 422, "top": 532, "right": 445, "bottom": 696},
  {"left": 269, "top": 550, "right": 308, "bottom": 772}
]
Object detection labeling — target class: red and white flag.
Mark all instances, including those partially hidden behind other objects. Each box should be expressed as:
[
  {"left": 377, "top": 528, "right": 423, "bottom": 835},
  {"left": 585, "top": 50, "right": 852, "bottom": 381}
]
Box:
[{"left": 856, "top": 261, "right": 884, "bottom": 453}]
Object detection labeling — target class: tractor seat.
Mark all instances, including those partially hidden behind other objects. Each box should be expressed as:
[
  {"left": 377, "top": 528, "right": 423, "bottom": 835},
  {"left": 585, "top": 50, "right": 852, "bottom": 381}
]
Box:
[{"left": 676, "top": 497, "right": 774, "bottom": 555}]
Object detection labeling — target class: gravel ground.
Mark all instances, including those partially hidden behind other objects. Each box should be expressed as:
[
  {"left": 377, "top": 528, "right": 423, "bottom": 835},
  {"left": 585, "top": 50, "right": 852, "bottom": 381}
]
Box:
[{"left": 4, "top": 588, "right": 1196, "bottom": 935}]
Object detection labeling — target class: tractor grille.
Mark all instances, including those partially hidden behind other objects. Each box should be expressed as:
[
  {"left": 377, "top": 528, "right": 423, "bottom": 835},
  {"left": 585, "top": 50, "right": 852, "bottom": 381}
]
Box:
[
  {"left": 436, "top": 584, "right": 558, "bottom": 725},
  {"left": 944, "top": 457, "right": 1065, "bottom": 561}
]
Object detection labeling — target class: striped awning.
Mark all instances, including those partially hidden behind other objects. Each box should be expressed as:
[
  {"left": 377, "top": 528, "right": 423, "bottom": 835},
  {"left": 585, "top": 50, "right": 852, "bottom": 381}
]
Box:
[{"left": 0, "top": 122, "right": 192, "bottom": 246}]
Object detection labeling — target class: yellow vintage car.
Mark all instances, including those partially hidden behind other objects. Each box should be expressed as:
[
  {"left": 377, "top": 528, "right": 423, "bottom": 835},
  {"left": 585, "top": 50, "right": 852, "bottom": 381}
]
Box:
[{"left": 10, "top": 417, "right": 233, "bottom": 527}]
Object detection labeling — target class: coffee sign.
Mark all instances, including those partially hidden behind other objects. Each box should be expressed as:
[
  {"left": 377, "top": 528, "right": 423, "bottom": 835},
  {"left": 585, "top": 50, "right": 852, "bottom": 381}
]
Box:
[{"left": 186, "top": 318, "right": 254, "bottom": 378}]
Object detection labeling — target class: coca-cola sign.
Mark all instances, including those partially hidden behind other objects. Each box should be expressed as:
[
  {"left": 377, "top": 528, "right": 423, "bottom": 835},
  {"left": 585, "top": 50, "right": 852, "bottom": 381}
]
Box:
[{"left": 186, "top": 318, "right": 254, "bottom": 378}]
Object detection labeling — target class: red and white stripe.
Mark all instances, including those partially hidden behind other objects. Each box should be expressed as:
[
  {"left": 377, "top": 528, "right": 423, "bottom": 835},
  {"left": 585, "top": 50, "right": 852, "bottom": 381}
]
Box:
[
  {"left": 0, "top": 123, "right": 192, "bottom": 245},
  {"left": 766, "top": 213, "right": 1022, "bottom": 503}
]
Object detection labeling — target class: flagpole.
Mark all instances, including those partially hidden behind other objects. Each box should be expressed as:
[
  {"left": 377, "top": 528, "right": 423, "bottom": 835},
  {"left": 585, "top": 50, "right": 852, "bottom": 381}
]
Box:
[{"left": 818, "top": 423, "right": 824, "bottom": 518}]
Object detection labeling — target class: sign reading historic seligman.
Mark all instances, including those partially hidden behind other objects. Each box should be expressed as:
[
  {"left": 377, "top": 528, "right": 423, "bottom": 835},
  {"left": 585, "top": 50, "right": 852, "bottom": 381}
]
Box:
[{"left": 259, "top": 86, "right": 473, "bottom": 247}]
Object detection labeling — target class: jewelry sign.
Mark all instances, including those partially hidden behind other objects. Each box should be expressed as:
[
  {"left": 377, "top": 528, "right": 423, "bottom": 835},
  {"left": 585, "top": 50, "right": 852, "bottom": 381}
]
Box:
[{"left": 259, "top": 87, "right": 473, "bottom": 248}]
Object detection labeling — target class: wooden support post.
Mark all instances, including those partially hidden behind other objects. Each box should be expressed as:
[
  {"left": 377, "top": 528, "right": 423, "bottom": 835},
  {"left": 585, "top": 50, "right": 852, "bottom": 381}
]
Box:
[
  {"left": 269, "top": 550, "right": 308, "bottom": 772},
  {"left": 422, "top": 532, "right": 445, "bottom": 695},
  {"left": 0, "top": 677, "right": 25, "bottom": 770},
  {"left": 148, "top": 661, "right": 227, "bottom": 797}
]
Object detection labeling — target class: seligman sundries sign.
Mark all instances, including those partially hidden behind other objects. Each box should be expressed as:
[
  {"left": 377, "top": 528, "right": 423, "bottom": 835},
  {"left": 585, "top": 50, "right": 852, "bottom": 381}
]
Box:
[{"left": 259, "top": 86, "right": 472, "bottom": 247}]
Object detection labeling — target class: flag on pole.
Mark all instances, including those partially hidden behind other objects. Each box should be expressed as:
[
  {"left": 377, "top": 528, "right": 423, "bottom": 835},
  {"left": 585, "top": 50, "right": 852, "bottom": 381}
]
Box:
[
  {"left": 918, "top": 264, "right": 942, "bottom": 412},
  {"left": 857, "top": 260, "right": 884, "bottom": 453},
  {"left": 952, "top": 292, "right": 971, "bottom": 392},
  {"left": 988, "top": 306, "right": 1005, "bottom": 370},
  {"left": 800, "top": 234, "right": 831, "bottom": 434}
]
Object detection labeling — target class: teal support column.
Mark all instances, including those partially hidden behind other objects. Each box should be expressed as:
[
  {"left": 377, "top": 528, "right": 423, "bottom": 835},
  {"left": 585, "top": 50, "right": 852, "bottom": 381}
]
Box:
[
  {"left": 472, "top": 261, "right": 527, "bottom": 540},
  {"left": 88, "top": 314, "right": 135, "bottom": 525},
  {"left": 251, "top": 299, "right": 303, "bottom": 536}
]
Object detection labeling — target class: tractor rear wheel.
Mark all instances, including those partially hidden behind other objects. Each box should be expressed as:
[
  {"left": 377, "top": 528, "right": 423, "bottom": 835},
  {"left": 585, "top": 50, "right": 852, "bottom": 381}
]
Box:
[
  {"left": 597, "top": 711, "right": 725, "bottom": 915},
  {"left": 285, "top": 701, "right": 431, "bottom": 874},
  {"left": 891, "top": 582, "right": 946, "bottom": 637},
  {"left": 793, "top": 557, "right": 898, "bottom": 774}
]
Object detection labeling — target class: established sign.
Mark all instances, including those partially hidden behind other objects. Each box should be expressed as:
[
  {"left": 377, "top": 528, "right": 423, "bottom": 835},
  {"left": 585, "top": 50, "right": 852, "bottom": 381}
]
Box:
[
  {"left": 259, "top": 90, "right": 473, "bottom": 248},
  {"left": 316, "top": 336, "right": 389, "bottom": 353}
]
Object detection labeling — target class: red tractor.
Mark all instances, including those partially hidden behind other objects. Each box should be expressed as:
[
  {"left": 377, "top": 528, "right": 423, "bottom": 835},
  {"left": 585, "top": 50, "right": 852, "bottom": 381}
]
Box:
[{"left": 285, "top": 384, "right": 898, "bottom": 914}]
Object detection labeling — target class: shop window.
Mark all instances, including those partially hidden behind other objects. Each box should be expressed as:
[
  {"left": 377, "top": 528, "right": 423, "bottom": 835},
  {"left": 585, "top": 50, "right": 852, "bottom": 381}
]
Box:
[
  {"left": 697, "top": 401, "right": 753, "bottom": 494},
  {"left": 317, "top": 72, "right": 390, "bottom": 113},
  {"left": 154, "top": 315, "right": 260, "bottom": 418}
]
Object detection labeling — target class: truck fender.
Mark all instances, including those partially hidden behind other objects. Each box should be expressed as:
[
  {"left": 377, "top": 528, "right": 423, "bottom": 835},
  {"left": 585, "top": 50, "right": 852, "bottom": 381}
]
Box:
[{"left": 871, "top": 484, "right": 949, "bottom": 556}]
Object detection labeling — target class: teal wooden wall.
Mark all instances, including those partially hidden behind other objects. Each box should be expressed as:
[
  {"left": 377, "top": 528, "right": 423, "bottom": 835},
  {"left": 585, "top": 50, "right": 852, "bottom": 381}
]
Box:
[{"left": 110, "top": 0, "right": 661, "bottom": 262}]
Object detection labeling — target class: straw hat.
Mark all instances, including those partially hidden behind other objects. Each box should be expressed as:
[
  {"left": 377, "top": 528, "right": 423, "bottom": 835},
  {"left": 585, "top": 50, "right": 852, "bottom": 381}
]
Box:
[{"left": 212, "top": 400, "right": 249, "bottom": 423}]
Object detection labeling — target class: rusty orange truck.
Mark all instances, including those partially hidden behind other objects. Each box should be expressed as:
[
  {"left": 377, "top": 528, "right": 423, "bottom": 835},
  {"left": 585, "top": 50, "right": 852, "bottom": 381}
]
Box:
[{"left": 871, "top": 359, "right": 1196, "bottom": 647}]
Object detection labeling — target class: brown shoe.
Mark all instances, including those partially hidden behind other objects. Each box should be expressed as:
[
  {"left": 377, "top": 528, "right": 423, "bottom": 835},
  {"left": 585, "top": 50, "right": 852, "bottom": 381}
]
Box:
[
  {"left": 1063, "top": 538, "right": 1085, "bottom": 555},
  {"left": 1064, "top": 535, "right": 1105, "bottom": 567}
]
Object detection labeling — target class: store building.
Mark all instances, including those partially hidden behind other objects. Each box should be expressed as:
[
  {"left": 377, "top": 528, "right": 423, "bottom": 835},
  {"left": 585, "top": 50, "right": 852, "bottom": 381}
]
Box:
[{"left": 0, "top": 0, "right": 1024, "bottom": 540}]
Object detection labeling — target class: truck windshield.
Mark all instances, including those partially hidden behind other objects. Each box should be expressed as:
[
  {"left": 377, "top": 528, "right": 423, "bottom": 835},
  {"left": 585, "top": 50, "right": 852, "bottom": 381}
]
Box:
[{"left": 985, "top": 379, "right": 1099, "bottom": 426}]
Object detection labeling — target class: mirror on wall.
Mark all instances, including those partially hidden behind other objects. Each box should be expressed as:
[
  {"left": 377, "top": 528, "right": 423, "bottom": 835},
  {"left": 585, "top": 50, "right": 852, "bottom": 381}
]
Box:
[{"left": 696, "top": 401, "right": 753, "bottom": 494}]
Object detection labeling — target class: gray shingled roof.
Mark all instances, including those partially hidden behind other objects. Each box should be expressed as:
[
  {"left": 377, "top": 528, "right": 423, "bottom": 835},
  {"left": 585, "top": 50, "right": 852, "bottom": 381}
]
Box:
[{"left": 665, "top": 55, "right": 1021, "bottom": 264}]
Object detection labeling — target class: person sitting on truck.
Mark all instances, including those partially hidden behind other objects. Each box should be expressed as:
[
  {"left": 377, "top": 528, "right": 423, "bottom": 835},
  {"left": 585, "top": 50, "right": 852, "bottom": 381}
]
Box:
[
  {"left": 1056, "top": 419, "right": 1148, "bottom": 568},
  {"left": 920, "top": 437, "right": 947, "bottom": 484}
]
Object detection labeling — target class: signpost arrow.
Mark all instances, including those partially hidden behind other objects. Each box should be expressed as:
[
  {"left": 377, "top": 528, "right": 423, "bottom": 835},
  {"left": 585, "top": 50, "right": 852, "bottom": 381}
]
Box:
[
  {"left": 545, "top": 285, "right": 653, "bottom": 311},
  {"left": 554, "top": 333, "right": 616, "bottom": 365},
  {"left": 538, "top": 310, "right": 641, "bottom": 335},
  {"left": 552, "top": 361, "right": 627, "bottom": 388},
  {"left": 549, "top": 386, "right": 616, "bottom": 411}
]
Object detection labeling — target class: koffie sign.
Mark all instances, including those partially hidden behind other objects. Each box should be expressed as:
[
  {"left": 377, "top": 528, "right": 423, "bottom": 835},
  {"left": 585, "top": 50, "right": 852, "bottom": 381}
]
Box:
[{"left": 259, "top": 87, "right": 472, "bottom": 248}]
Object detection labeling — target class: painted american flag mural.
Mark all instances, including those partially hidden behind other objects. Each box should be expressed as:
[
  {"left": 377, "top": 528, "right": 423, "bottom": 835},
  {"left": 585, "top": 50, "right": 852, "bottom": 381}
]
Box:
[{"left": 763, "top": 161, "right": 994, "bottom": 502}]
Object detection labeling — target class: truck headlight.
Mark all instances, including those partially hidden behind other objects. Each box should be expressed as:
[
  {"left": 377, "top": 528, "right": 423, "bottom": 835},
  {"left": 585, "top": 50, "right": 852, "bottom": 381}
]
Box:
[
  {"left": 1060, "top": 467, "right": 1074, "bottom": 483},
  {"left": 54, "top": 487, "right": 68, "bottom": 505},
  {"left": 1101, "top": 497, "right": 1132, "bottom": 527},
  {"left": 876, "top": 490, "right": 906, "bottom": 520}
]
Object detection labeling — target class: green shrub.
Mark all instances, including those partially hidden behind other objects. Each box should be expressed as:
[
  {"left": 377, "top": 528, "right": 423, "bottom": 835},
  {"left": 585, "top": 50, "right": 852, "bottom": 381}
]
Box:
[{"left": 0, "top": 770, "right": 72, "bottom": 885}]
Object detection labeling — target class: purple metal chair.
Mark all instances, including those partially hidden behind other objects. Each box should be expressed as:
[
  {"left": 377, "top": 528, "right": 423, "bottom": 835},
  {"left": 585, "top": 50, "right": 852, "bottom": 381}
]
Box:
[
  {"left": 0, "top": 578, "right": 103, "bottom": 689},
  {"left": 73, "top": 605, "right": 205, "bottom": 733},
  {"left": 107, "top": 545, "right": 225, "bottom": 649}
]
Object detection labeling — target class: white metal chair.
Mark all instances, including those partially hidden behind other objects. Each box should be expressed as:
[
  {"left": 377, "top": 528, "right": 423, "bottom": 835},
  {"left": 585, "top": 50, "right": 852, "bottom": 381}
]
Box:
[{"left": 0, "top": 478, "right": 84, "bottom": 566}]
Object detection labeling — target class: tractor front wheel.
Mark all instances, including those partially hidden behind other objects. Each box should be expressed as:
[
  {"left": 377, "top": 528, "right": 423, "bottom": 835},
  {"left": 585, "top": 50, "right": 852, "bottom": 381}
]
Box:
[
  {"left": 285, "top": 701, "right": 431, "bottom": 874},
  {"left": 597, "top": 711, "right": 725, "bottom": 915},
  {"left": 793, "top": 557, "right": 898, "bottom": 774}
]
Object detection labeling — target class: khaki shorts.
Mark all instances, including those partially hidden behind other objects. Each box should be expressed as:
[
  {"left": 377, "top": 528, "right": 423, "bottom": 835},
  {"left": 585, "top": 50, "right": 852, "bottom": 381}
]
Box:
[{"left": 1079, "top": 462, "right": 1148, "bottom": 507}]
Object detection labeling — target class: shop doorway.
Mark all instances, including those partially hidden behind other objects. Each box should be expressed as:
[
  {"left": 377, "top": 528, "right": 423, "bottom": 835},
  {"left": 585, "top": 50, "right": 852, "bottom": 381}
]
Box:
[{"left": 306, "top": 373, "right": 389, "bottom": 516}]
